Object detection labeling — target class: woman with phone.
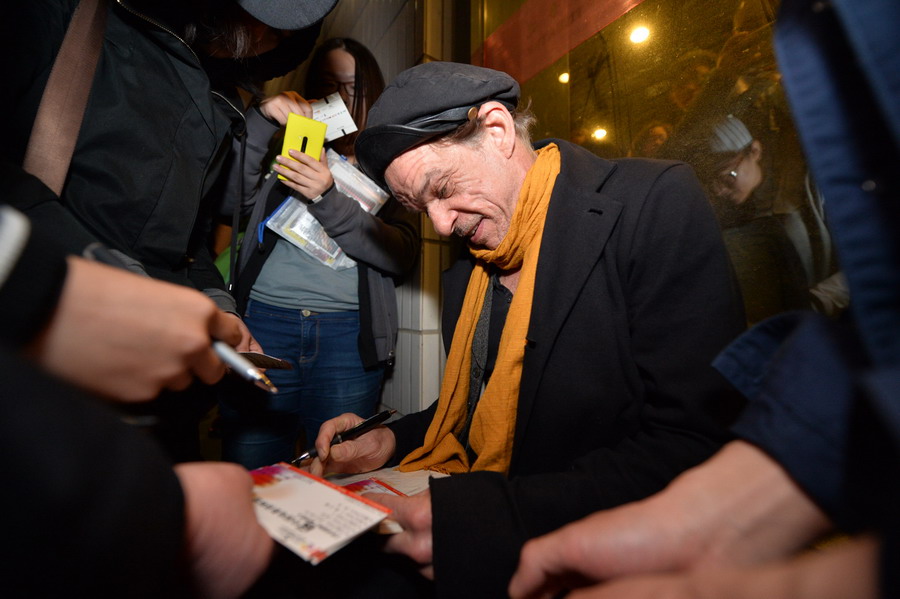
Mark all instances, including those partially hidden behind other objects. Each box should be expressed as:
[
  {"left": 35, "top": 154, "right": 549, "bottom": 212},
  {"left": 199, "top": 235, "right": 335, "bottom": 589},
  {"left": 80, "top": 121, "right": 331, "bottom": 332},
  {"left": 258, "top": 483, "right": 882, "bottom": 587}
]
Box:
[{"left": 219, "top": 38, "right": 419, "bottom": 469}]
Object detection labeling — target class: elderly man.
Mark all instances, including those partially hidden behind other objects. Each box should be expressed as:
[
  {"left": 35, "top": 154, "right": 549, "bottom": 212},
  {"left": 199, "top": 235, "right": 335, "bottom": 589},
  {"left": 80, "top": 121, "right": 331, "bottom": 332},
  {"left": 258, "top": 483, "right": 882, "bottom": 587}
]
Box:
[{"left": 308, "top": 61, "right": 745, "bottom": 597}]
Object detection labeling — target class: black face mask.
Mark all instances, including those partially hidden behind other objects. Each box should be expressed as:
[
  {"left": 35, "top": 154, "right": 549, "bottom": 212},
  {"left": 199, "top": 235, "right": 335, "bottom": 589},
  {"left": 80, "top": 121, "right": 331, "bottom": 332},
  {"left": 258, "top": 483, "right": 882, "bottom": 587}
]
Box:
[{"left": 200, "top": 22, "right": 321, "bottom": 94}]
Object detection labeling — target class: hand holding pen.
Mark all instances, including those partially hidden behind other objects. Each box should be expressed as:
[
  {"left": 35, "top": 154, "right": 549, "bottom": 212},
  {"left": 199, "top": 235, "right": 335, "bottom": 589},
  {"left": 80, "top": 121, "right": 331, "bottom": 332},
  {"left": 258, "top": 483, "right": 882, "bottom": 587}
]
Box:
[
  {"left": 82, "top": 242, "right": 275, "bottom": 395},
  {"left": 293, "top": 409, "right": 397, "bottom": 467}
]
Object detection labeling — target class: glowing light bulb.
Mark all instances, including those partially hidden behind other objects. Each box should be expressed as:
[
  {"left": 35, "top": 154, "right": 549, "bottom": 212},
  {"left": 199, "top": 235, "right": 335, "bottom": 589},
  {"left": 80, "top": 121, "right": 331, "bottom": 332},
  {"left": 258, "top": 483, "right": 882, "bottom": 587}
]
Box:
[
  {"left": 558, "top": 72, "right": 570, "bottom": 84},
  {"left": 592, "top": 128, "right": 608, "bottom": 140},
  {"left": 630, "top": 26, "right": 650, "bottom": 43}
]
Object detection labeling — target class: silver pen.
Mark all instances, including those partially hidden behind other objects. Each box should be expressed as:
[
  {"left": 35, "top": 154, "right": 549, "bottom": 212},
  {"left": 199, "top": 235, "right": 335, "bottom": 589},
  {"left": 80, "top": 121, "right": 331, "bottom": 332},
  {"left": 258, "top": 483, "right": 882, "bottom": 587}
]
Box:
[{"left": 213, "top": 340, "right": 279, "bottom": 394}]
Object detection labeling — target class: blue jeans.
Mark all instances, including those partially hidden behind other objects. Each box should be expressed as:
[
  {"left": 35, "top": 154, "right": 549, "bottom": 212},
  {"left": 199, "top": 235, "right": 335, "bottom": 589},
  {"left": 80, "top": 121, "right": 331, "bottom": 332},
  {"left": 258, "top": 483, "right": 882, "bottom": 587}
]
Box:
[{"left": 219, "top": 300, "right": 384, "bottom": 469}]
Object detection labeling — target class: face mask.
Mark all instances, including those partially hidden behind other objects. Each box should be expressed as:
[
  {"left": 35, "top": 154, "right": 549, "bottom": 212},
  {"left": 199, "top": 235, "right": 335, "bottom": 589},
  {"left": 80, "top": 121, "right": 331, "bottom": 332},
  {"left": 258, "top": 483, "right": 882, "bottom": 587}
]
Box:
[{"left": 200, "top": 22, "right": 321, "bottom": 92}]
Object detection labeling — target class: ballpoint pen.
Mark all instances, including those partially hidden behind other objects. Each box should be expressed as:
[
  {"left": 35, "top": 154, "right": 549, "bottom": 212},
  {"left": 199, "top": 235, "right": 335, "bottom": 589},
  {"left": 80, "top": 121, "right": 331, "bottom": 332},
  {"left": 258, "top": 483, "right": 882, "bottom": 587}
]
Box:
[
  {"left": 291, "top": 409, "right": 397, "bottom": 465},
  {"left": 82, "top": 243, "right": 278, "bottom": 394},
  {"left": 212, "top": 340, "right": 279, "bottom": 394}
]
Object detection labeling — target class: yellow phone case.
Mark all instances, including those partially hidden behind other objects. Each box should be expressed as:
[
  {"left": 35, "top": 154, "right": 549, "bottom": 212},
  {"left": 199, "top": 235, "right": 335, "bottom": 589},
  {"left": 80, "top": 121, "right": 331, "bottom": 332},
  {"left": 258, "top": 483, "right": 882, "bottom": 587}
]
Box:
[{"left": 279, "top": 113, "right": 327, "bottom": 181}]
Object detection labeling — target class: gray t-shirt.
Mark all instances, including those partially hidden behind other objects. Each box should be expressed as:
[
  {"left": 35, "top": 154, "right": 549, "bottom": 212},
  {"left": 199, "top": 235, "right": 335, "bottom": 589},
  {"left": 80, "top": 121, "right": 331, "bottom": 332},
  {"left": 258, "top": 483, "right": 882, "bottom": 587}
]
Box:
[{"left": 249, "top": 238, "right": 358, "bottom": 312}]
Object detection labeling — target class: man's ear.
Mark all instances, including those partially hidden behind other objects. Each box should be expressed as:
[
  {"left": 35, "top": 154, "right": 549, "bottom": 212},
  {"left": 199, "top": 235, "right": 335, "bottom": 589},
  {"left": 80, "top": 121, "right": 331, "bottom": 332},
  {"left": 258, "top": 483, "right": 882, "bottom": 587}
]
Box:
[{"left": 478, "top": 101, "right": 517, "bottom": 158}]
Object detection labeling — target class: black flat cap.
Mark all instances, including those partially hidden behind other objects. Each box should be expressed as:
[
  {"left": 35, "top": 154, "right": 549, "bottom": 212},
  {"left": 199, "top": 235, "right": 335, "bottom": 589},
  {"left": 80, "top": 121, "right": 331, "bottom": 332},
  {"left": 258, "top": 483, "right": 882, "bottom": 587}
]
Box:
[
  {"left": 236, "top": 0, "right": 338, "bottom": 30},
  {"left": 356, "top": 62, "right": 520, "bottom": 188}
]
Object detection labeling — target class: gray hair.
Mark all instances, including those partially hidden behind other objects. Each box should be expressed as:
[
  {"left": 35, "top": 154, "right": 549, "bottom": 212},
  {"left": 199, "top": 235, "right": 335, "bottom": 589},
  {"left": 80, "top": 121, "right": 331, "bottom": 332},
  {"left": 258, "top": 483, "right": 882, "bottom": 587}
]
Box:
[{"left": 437, "top": 101, "right": 536, "bottom": 149}]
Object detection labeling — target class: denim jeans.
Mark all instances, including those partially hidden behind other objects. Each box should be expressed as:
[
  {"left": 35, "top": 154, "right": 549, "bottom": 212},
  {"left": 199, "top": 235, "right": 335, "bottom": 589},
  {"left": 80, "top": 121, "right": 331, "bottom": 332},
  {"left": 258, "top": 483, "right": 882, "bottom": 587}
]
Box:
[{"left": 219, "top": 299, "right": 384, "bottom": 469}]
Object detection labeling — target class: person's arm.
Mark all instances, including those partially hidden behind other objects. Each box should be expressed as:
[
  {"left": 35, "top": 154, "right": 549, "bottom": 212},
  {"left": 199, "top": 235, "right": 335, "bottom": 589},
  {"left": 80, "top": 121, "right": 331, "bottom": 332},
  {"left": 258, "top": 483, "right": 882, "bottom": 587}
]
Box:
[
  {"left": 0, "top": 202, "right": 67, "bottom": 348},
  {"left": 274, "top": 149, "right": 420, "bottom": 277},
  {"left": 0, "top": 347, "right": 188, "bottom": 597},
  {"left": 1, "top": 164, "right": 247, "bottom": 400},
  {"left": 554, "top": 534, "right": 879, "bottom": 599},
  {"left": 312, "top": 190, "right": 419, "bottom": 276},
  {"left": 508, "top": 440, "right": 832, "bottom": 598},
  {"left": 0, "top": 348, "right": 273, "bottom": 598},
  {"left": 30, "top": 256, "right": 246, "bottom": 400},
  {"left": 175, "top": 462, "right": 275, "bottom": 598}
]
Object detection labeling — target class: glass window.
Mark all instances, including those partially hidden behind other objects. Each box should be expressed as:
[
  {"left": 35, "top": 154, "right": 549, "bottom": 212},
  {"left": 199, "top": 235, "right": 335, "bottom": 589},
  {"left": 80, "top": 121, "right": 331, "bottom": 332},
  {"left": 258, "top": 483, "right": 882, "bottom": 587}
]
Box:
[{"left": 475, "top": 0, "right": 847, "bottom": 325}]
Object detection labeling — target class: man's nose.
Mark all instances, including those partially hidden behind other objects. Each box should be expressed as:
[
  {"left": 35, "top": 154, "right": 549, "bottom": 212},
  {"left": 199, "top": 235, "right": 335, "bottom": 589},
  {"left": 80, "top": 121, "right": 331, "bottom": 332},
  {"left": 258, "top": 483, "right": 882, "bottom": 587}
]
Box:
[{"left": 426, "top": 204, "right": 454, "bottom": 237}]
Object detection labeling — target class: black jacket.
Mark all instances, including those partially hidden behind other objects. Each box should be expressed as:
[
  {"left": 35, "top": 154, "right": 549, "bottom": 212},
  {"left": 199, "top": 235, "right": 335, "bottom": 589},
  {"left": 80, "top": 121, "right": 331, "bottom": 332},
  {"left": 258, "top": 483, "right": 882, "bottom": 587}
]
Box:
[
  {"left": 388, "top": 140, "right": 747, "bottom": 597},
  {"left": 0, "top": 168, "right": 189, "bottom": 598},
  {"left": 2, "top": 0, "right": 243, "bottom": 306}
]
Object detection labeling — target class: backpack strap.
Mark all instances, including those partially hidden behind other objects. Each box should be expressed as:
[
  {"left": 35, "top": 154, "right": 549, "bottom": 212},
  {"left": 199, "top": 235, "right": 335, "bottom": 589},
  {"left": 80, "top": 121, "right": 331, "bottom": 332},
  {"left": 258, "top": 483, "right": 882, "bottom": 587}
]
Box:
[{"left": 23, "top": 0, "right": 108, "bottom": 196}]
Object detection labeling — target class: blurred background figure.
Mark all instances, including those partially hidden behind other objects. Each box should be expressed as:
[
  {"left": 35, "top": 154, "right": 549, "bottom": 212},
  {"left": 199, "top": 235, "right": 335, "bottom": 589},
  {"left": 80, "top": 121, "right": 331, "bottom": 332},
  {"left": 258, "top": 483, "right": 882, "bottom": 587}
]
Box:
[
  {"left": 628, "top": 120, "right": 674, "bottom": 157},
  {"left": 682, "top": 114, "right": 809, "bottom": 323}
]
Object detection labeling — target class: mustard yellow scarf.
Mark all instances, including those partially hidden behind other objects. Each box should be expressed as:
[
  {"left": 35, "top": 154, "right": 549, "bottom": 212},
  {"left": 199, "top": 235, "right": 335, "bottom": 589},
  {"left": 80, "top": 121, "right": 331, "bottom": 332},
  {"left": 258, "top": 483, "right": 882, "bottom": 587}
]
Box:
[{"left": 399, "top": 144, "right": 561, "bottom": 475}]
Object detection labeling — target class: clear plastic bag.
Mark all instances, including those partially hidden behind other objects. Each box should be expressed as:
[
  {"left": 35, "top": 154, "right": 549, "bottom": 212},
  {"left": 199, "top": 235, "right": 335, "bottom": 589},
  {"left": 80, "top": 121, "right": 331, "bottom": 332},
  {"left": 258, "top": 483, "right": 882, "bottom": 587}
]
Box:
[{"left": 265, "top": 149, "right": 390, "bottom": 270}]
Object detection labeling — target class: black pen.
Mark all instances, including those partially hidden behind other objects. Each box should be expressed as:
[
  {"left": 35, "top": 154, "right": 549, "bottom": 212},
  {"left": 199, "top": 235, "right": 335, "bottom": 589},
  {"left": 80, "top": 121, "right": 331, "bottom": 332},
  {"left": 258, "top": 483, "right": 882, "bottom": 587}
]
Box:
[{"left": 291, "top": 409, "right": 397, "bottom": 465}]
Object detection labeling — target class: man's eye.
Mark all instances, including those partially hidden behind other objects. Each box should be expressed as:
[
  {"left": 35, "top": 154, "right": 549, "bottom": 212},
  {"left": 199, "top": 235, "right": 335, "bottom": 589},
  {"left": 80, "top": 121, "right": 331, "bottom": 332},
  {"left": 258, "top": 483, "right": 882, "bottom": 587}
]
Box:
[{"left": 437, "top": 185, "right": 449, "bottom": 199}]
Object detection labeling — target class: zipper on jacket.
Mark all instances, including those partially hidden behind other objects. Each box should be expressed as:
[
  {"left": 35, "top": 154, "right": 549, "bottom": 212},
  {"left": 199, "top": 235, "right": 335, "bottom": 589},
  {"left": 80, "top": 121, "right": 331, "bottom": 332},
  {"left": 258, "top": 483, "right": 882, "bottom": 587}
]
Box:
[
  {"left": 115, "top": 0, "right": 247, "bottom": 125},
  {"left": 115, "top": 0, "right": 199, "bottom": 62}
]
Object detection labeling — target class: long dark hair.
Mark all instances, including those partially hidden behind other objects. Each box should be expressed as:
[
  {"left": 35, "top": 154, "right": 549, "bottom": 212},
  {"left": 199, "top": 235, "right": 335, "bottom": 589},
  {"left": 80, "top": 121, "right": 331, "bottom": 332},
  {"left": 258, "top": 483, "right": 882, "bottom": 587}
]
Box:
[{"left": 303, "top": 38, "right": 385, "bottom": 155}]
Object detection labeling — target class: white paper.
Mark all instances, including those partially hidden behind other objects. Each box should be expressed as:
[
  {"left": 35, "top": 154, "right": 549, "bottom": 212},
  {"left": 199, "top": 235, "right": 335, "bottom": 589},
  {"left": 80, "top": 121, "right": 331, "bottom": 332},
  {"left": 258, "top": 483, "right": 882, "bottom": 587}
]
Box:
[
  {"left": 328, "top": 467, "right": 449, "bottom": 497},
  {"left": 311, "top": 93, "right": 358, "bottom": 142},
  {"left": 251, "top": 463, "right": 390, "bottom": 565}
]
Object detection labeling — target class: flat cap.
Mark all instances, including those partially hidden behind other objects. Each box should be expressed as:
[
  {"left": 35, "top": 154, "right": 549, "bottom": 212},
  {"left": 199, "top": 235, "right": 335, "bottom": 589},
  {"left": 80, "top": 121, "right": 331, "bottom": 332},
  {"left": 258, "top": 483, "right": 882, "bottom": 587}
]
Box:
[
  {"left": 236, "top": 0, "right": 338, "bottom": 30},
  {"left": 356, "top": 62, "right": 520, "bottom": 188}
]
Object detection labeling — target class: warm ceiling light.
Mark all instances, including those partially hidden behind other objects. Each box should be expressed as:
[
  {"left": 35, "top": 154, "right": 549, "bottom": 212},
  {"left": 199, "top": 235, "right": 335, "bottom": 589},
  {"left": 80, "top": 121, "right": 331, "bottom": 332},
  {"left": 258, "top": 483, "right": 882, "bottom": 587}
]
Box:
[
  {"left": 558, "top": 72, "right": 570, "bottom": 83},
  {"left": 592, "top": 128, "right": 608, "bottom": 140},
  {"left": 630, "top": 26, "right": 650, "bottom": 43}
]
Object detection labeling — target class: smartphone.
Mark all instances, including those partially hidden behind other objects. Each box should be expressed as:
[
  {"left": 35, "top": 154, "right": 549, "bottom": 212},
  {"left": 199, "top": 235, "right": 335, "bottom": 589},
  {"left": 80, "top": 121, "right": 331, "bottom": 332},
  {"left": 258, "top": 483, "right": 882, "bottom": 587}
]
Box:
[
  {"left": 239, "top": 352, "right": 293, "bottom": 370},
  {"left": 279, "top": 112, "right": 327, "bottom": 181}
]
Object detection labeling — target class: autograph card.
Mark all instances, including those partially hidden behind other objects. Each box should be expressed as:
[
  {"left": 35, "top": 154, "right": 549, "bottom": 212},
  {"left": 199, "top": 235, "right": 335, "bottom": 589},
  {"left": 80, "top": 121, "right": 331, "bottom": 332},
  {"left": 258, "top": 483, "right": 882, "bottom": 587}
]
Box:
[
  {"left": 251, "top": 463, "right": 391, "bottom": 564},
  {"left": 311, "top": 92, "right": 358, "bottom": 142}
]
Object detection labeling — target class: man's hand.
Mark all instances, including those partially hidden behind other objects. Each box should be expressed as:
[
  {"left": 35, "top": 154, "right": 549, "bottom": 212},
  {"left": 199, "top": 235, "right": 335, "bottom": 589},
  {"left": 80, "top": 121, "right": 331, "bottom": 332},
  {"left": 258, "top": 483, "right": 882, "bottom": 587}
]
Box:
[
  {"left": 371, "top": 490, "right": 436, "bottom": 580},
  {"left": 509, "top": 441, "right": 832, "bottom": 598},
  {"left": 26, "top": 257, "right": 243, "bottom": 401},
  {"left": 258, "top": 91, "right": 312, "bottom": 124},
  {"left": 175, "top": 462, "right": 275, "bottom": 599},
  {"left": 555, "top": 535, "right": 879, "bottom": 599},
  {"left": 307, "top": 412, "right": 396, "bottom": 477}
]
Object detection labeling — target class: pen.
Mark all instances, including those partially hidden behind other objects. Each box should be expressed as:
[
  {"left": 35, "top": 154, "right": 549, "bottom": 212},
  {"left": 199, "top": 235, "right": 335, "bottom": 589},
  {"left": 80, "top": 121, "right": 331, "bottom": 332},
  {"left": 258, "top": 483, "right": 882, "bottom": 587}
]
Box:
[
  {"left": 292, "top": 409, "right": 396, "bottom": 465},
  {"left": 83, "top": 244, "right": 278, "bottom": 395},
  {"left": 212, "top": 340, "right": 279, "bottom": 394}
]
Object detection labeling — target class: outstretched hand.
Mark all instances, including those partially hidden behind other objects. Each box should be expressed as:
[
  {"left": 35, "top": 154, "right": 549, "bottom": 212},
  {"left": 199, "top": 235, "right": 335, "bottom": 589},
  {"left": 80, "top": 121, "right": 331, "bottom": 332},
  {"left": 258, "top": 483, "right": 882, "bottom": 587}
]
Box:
[
  {"left": 27, "top": 257, "right": 243, "bottom": 402},
  {"left": 176, "top": 462, "right": 275, "bottom": 599},
  {"left": 509, "top": 441, "right": 832, "bottom": 598},
  {"left": 532, "top": 534, "right": 878, "bottom": 599}
]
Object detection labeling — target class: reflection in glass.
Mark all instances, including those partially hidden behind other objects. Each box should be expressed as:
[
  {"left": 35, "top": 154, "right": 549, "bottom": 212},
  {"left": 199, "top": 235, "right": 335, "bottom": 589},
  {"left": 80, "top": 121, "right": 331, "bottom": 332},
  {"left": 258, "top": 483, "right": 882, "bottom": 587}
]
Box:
[{"left": 515, "top": 0, "right": 847, "bottom": 325}]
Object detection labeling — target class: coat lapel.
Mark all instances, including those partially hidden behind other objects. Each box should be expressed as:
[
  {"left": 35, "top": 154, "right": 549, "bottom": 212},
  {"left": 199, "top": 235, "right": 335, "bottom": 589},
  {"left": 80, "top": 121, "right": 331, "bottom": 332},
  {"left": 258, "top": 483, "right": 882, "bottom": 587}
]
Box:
[{"left": 513, "top": 142, "right": 624, "bottom": 454}]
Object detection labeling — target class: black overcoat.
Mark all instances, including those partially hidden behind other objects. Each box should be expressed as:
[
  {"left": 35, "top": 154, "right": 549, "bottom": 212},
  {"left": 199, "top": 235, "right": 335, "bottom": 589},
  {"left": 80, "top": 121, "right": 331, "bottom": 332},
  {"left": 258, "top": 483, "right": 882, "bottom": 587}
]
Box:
[{"left": 388, "top": 139, "right": 746, "bottom": 597}]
